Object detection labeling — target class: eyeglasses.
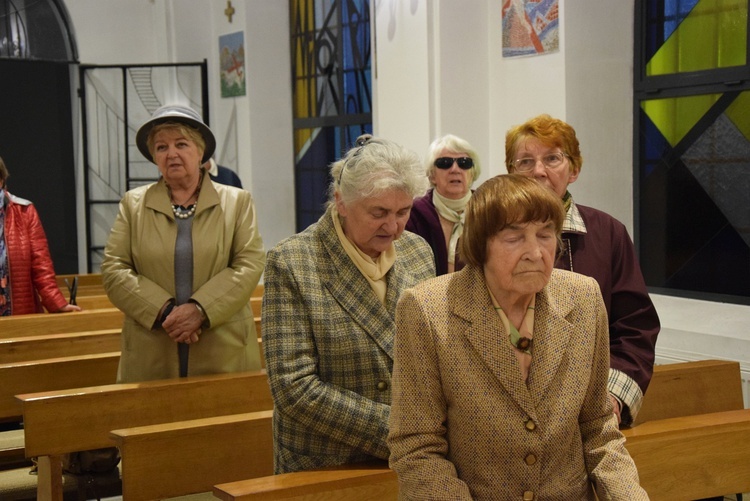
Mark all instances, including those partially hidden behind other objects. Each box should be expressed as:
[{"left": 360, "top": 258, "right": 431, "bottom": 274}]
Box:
[
  {"left": 434, "top": 157, "right": 474, "bottom": 170},
  {"left": 513, "top": 152, "right": 568, "bottom": 172}
]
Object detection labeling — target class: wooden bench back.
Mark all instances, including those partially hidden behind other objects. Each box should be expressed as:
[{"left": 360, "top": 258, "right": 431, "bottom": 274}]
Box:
[
  {"left": 111, "top": 410, "right": 274, "bottom": 501},
  {"left": 0, "top": 352, "right": 120, "bottom": 421},
  {"left": 0, "top": 329, "right": 121, "bottom": 364},
  {"left": 75, "top": 294, "right": 115, "bottom": 310},
  {"left": 0, "top": 308, "right": 123, "bottom": 339},
  {"left": 19, "top": 369, "right": 273, "bottom": 457},
  {"left": 214, "top": 463, "right": 397, "bottom": 501},
  {"left": 624, "top": 408, "right": 750, "bottom": 499},
  {"left": 634, "top": 359, "right": 744, "bottom": 424}
]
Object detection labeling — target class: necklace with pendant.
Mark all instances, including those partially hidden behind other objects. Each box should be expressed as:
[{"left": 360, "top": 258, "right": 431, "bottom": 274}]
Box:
[
  {"left": 168, "top": 176, "right": 201, "bottom": 220},
  {"left": 494, "top": 304, "right": 534, "bottom": 355}
]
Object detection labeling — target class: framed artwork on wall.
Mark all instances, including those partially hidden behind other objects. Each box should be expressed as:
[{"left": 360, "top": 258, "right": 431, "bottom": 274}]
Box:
[
  {"left": 219, "top": 31, "right": 246, "bottom": 97},
  {"left": 502, "top": 0, "right": 559, "bottom": 58}
]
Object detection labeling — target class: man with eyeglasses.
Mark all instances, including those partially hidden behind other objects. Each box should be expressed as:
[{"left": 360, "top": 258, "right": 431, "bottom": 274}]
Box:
[
  {"left": 407, "top": 134, "right": 482, "bottom": 276},
  {"left": 505, "top": 114, "right": 660, "bottom": 428}
]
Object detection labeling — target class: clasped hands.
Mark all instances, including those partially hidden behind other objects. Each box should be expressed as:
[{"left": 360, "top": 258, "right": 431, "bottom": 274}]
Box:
[{"left": 162, "top": 303, "right": 204, "bottom": 344}]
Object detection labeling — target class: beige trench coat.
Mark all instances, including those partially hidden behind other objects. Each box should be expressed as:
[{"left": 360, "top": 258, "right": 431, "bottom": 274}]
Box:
[
  {"left": 388, "top": 266, "right": 648, "bottom": 500},
  {"left": 102, "top": 173, "right": 265, "bottom": 382}
]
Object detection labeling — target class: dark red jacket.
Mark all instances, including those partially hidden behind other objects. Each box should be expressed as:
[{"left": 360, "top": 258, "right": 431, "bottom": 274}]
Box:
[
  {"left": 557, "top": 204, "right": 660, "bottom": 394},
  {"left": 3, "top": 191, "right": 67, "bottom": 314}
]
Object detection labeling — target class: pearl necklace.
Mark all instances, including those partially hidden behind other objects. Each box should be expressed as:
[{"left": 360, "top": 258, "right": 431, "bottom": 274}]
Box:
[
  {"left": 172, "top": 203, "right": 196, "bottom": 219},
  {"left": 167, "top": 175, "right": 202, "bottom": 220}
]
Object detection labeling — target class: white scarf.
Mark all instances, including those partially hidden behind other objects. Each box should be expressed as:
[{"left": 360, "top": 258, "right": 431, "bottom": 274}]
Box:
[{"left": 432, "top": 189, "right": 472, "bottom": 266}]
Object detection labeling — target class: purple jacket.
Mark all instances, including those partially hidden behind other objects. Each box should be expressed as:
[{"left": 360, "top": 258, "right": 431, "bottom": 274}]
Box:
[
  {"left": 406, "top": 189, "right": 464, "bottom": 276},
  {"left": 557, "top": 204, "right": 660, "bottom": 394}
]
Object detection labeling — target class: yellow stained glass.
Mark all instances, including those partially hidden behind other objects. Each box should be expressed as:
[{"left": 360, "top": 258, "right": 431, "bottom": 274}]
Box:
[
  {"left": 725, "top": 91, "right": 750, "bottom": 141},
  {"left": 292, "top": 0, "right": 315, "bottom": 155},
  {"left": 642, "top": 93, "right": 722, "bottom": 146},
  {"left": 646, "top": 0, "right": 747, "bottom": 76}
]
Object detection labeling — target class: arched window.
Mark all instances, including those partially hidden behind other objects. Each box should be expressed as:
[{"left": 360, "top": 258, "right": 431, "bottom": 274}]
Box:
[{"left": 0, "top": 0, "right": 77, "bottom": 61}]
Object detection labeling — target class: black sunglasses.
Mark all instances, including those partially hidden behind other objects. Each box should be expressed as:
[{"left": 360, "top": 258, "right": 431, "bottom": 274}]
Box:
[{"left": 434, "top": 157, "right": 474, "bottom": 170}]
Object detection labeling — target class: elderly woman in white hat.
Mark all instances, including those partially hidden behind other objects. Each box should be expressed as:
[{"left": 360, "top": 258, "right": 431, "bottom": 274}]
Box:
[{"left": 101, "top": 104, "right": 265, "bottom": 382}]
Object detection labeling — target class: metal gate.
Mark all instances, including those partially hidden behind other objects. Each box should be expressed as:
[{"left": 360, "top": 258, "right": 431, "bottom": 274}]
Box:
[{"left": 79, "top": 62, "right": 208, "bottom": 271}]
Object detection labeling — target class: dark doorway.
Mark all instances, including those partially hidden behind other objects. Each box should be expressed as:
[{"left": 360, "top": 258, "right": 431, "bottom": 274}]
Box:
[{"left": 0, "top": 58, "right": 78, "bottom": 273}]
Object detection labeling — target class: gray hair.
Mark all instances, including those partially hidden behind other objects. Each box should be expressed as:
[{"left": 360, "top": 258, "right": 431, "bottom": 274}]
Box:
[
  {"left": 424, "top": 134, "right": 482, "bottom": 187},
  {"left": 328, "top": 134, "right": 427, "bottom": 206}
]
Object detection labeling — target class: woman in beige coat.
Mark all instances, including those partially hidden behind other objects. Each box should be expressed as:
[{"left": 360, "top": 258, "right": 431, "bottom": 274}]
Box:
[
  {"left": 388, "top": 175, "right": 647, "bottom": 500},
  {"left": 102, "top": 105, "right": 265, "bottom": 382}
]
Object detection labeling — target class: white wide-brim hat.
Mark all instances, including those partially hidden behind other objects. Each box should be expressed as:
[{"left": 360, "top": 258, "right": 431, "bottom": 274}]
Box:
[{"left": 136, "top": 104, "right": 216, "bottom": 164}]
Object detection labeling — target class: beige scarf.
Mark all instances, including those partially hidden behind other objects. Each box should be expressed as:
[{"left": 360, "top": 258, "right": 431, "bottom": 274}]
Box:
[
  {"left": 332, "top": 208, "right": 396, "bottom": 304},
  {"left": 432, "top": 189, "right": 472, "bottom": 266}
]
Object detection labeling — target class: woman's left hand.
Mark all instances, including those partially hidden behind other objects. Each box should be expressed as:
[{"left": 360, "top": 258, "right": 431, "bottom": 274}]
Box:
[
  {"left": 56, "top": 303, "right": 82, "bottom": 313},
  {"left": 162, "top": 303, "right": 204, "bottom": 344}
]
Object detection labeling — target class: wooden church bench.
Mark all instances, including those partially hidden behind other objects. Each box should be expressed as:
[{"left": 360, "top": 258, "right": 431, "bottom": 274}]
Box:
[
  {"left": 0, "top": 308, "right": 123, "bottom": 339},
  {"left": 15, "top": 370, "right": 272, "bottom": 501},
  {"left": 111, "top": 410, "right": 274, "bottom": 501},
  {"left": 0, "top": 329, "right": 121, "bottom": 364},
  {"left": 213, "top": 462, "right": 397, "bottom": 501},
  {"left": 634, "top": 358, "right": 744, "bottom": 424},
  {"left": 624, "top": 408, "right": 750, "bottom": 500}
]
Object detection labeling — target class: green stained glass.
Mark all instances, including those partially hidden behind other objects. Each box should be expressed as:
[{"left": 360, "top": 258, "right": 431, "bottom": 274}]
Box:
[
  {"left": 642, "top": 93, "right": 722, "bottom": 146},
  {"left": 647, "top": 0, "right": 747, "bottom": 76}
]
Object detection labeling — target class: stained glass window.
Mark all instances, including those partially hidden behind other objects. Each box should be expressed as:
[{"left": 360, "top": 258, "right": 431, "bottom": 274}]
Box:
[
  {"left": 290, "top": 0, "right": 372, "bottom": 231},
  {"left": 636, "top": 0, "right": 750, "bottom": 303}
]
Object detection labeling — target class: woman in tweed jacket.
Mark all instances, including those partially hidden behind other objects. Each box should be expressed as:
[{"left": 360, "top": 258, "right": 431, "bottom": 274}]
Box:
[
  {"left": 262, "top": 135, "right": 436, "bottom": 474},
  {"left": 388, "top": 175, "right": 647, "bottom": 500}
]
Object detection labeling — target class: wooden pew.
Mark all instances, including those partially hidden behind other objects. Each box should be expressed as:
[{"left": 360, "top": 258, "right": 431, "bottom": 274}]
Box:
[
  {"left": 0, "top": 308, "right": 123, "bottom": 339},
  {"left": 214, "top": 463, "right": 397, "bottom": 501},
  {"left": 14, "top": 370, "right": 273, "bottom": 501},
  {"left": 213, "top": 360, "right": 749, "bottom": 501},
  {"left": 0, "top": 352, "right": 120, "bottom": 471},
  {"left": 0, "top": 352, "right": 120, "bottom": 423},
  {"left": 634, "top": 358, "right": 744, "bottom": 424},
  {"left": 251, "top": 296, "right": 262, "bottom": 316},
  {"left": 0, "top": 329, "right": 121, "bottom": 364},
  {"left": 111, "top": 410, "right": 274, "bottom": 501},
  {"left": 75, "top": 294, "right": 114, "bottom": 310},
  {"left": 623, "top": 409, "right": 750, "bottom": 500}
]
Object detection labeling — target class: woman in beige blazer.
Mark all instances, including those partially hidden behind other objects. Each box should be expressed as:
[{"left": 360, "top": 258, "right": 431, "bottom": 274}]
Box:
[
  {"left": 388, "top": 175, "right": 647, "bottom": 500},
  {"left": 102, "top": 105, "right": 265, "bottom": 382}
]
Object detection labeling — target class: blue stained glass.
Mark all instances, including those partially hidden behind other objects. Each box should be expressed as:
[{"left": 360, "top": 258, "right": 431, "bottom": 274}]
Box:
[{"left": 663, "top": 0, "right": 701, "bottom": 41}]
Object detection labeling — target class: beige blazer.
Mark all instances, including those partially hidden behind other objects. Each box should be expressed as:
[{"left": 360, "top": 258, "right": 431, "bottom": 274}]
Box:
[
  {"left": 388, "top": 266, "right": 648, "bottom": 500},
  {"left": 102, "top": 174, "right": 265, "bottom": 382}
]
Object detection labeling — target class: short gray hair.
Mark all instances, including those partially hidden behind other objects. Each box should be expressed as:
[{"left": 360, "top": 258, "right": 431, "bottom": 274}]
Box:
[
  {"left": 328, "top": 134, "right": 427, "bottom": 206},
  {"left": 424, "top": 134, "right": 482, "bottom": 186}
]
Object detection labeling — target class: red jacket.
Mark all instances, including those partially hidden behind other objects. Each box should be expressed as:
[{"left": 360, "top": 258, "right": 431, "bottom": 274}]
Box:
[{"left": 3, "top": 191, "right": 67, "bottom": 314}]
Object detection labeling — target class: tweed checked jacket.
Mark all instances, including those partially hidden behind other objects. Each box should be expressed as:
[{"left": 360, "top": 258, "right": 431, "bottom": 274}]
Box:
[
  {"left": 388, "top": 266, "right": 648, "bottom": 500},
  {"left": 262, "top": 207, "right": 435, "bottom": 473}
]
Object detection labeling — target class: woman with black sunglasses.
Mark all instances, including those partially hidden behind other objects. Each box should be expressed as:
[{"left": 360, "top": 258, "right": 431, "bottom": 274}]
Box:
[{"left": 406, "top": 134, "right": 482, "bottom": 275}]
